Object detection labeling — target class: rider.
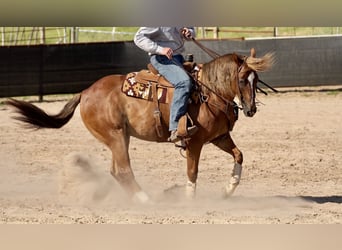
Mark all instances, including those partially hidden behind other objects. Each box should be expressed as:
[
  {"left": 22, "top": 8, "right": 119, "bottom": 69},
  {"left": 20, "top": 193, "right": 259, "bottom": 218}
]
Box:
[{"left": 134, "top": 27, "right": 197, "bottom": 142}]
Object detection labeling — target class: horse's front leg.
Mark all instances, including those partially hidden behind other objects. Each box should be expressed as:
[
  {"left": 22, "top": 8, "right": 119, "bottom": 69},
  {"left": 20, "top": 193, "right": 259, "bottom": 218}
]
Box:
[
  {"left": 211, "top": 134, "right": 243, "bottom": 197},
  {"left": 185, "top": 142, "right": 203, "bottom": 198}
]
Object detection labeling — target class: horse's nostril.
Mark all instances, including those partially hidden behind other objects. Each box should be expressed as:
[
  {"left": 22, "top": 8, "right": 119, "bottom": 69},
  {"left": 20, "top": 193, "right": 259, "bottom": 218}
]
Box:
[{"left": 246, "top": 110, "right": 256, "bottom": 117}]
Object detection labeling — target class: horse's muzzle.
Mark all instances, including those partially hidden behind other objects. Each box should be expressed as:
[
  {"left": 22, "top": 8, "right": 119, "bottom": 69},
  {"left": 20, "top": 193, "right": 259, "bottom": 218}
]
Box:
[{"left": 243, "top": 105, "right": 257, "bottom": 117}]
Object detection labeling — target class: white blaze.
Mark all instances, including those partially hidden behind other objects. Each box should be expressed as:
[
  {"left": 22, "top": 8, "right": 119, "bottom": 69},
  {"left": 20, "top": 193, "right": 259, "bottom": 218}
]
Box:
[{"left": 247, "top": 72, "right": 255, "bottom": 101}]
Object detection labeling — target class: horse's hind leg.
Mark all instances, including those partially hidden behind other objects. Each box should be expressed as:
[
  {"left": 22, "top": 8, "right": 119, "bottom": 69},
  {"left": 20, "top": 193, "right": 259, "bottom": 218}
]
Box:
[
  {"left": 211, "top": 134, "right": 243, "bottom": 197},
  {"left": 108, "top": 128, "right": 149, "bottom": 203}
]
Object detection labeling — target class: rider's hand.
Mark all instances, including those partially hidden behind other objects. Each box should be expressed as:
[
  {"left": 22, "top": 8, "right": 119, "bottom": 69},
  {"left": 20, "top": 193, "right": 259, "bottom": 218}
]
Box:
[
  {"left": 160, "top": 47, "right": 173, "bottom": 59},
  {"left": 181, "top": 28, "right": 192, "bottom": 39}
]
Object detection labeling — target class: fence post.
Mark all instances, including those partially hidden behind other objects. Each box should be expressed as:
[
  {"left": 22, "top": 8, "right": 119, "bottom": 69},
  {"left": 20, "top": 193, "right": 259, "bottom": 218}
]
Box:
[
  {"left": 198, "top": 27, "right": 205, "bottom": 38},
  {"left": 273, "top": 27, "right": 278, "bottom": 37},
  {"left": 213, "top": 27, "right": 218, "bottom": 39},
  {"left": 40, "top": 27, "right": 45, "bottom": 44},
  {"left": 112, "top": 27, "right": 116, "bottom": 40},
  {"left": 63, "top": 27, "right": 67, "bottom": 43},
  {"left": 70, "top": 27, "right": 78, "bottom": 43},
  {"left": 1, "top": 27, "right": 4, "bottom": 46}
]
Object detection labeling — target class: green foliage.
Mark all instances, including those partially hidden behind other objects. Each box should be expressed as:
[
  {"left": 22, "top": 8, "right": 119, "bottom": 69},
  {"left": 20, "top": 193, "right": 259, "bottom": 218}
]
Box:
[{"left": 326, "top": 90, "right": 340, "bottom": 96}]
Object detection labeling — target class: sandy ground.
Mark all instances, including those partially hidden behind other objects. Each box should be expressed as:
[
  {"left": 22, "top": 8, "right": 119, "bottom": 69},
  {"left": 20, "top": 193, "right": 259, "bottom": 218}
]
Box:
[{"left": 0, "top": 86, "right": 341, "bottom": 224}]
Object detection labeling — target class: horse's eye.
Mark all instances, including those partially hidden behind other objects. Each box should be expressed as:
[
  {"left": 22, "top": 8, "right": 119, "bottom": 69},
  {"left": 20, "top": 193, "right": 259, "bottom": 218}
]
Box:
[{"left": 239, "top": 79, "right": 245, "bottom": 85}]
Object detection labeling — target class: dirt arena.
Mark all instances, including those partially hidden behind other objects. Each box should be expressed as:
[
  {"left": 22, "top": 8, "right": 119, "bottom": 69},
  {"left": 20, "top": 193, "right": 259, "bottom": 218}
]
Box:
[{"left": 0, "top": 86, "right": 341, "bottom": 224}]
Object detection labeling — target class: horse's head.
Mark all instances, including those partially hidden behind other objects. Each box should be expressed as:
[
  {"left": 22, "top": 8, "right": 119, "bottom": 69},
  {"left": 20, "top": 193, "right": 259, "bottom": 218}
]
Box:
[
  {"left": 199, "top": 49, "right": 274, "bottom": 118},
  {"left": 237, "top": 59, "right": 258, "bottom": 117},
  {"left": 236, "top": 48, "right": 274, "bottom": 117}
]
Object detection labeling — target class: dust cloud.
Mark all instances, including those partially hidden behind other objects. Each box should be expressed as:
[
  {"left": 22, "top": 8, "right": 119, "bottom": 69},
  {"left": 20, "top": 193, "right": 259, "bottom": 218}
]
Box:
[
  {"left": 57, "top": 152, "right": 312, "bottom": 219},
  {"left": 58, "top": 153, "right": 128, "bottom": 207}
]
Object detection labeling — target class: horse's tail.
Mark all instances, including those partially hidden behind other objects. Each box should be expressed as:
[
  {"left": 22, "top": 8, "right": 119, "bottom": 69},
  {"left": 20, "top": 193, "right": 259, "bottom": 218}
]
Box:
[{"left": 5, "top": 93, "right": 81, "bottom": 129}]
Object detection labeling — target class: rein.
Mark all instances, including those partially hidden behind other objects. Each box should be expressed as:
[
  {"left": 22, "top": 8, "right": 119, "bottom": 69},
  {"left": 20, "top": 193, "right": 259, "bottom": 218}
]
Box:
[
  {"left": 195, "top": 72, "right": 237, "bottom": 107},
  {"left": 191, "top": 38, "right": 220, "bottom": 59},
  {"left": 192, "top": 70, "right": 242, "bottom": 120}
]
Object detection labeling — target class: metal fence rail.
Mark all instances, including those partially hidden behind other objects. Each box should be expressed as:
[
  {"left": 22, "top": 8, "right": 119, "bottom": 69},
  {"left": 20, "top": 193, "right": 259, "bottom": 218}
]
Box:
[{"left": 2, "top": 27, "right": 342, "bottom": 46}]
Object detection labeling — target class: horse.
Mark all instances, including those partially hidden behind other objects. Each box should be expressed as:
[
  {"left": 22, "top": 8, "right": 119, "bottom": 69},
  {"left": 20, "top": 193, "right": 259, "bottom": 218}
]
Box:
[{"left": 5, "top": 48, "right": 274, "bottom": 203}]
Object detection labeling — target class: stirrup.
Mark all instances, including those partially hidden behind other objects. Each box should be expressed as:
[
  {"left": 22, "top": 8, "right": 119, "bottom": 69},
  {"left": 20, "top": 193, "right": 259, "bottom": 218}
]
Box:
[
  {"left": 187, "top": 125, "right": 198, "bottom": 136},
  {"left": 167, "top": 125, "right": 198, "bottom": 143}
]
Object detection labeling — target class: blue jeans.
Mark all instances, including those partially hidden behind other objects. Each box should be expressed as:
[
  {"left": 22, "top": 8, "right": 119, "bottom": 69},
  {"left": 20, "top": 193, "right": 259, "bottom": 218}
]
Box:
[{"left": 150, "top": 54, "right": 192, "bottom": 131}]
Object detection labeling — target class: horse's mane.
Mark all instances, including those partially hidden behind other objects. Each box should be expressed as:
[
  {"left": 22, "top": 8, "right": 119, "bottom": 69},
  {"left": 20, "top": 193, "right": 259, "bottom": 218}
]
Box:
[
  {"left": 245, "top": 52, "right": 275, "bottom": 72},
  {"left": 200, "top": 54, "right": 240, "bottom": 97},
  {"left": 200, "top": 52, "right": 275, "bottom": 97}
]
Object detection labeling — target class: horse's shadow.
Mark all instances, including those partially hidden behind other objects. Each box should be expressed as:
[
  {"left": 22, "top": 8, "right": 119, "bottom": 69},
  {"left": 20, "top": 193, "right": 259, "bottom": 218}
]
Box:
[
  {"left": 299, "top": 195, "right": 342, "bottom": 204},
  {"left": 163, "top": 185, "right": 342, "bottom": 205},
  {"left": 229, "top": 195, "right": 342, "bottom": 205},
  {"left": 162, "top": 185, "right": 342, "bottom": 206}
]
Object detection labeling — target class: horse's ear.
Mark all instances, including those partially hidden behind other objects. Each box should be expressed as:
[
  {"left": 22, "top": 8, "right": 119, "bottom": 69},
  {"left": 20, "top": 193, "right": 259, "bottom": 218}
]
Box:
[{"left": 250, "top": 48, "right": 256, "bottom": 57}]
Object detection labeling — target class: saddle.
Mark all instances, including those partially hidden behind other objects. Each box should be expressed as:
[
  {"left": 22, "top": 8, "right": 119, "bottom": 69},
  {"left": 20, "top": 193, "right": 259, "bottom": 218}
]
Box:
[
  {"left": 122, "top": 70, "right": 173, "bottom": 104},
  {"left": 121, "top": 62, "right": 199, "bottom": 139}
]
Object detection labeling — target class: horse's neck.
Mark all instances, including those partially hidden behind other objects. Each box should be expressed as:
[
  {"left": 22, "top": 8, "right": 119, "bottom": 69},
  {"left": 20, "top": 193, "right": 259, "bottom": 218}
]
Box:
[{"left": 198, "top": 63, "right": 237, "bottom": 101}]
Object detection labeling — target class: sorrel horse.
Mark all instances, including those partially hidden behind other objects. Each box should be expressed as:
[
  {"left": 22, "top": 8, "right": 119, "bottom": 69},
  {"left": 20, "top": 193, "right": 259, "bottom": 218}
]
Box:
[{"left": 6, "top": 48, "right": 274, "bottom": 203}]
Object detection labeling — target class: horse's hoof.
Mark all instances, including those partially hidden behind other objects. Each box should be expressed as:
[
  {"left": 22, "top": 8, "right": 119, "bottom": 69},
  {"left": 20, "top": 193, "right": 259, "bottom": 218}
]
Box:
[
  {"left": 132, "top": 191, "right": 150, "bottom": 204},
  {"left": 185, "top": 181, "right": 196, "bottom": 199},
  {"left": 223, "top": 185, "right": 236, "bottom": 199}
]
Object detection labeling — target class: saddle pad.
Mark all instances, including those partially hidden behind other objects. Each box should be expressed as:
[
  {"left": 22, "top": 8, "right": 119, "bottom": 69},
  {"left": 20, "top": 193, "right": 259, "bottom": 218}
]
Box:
[{"left": 122, "top": 72, "right": 170, "bottom": 103}]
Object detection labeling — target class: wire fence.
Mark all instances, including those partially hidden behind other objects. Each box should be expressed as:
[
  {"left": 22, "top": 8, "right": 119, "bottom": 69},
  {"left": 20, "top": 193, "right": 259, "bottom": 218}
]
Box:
[
  {"left": 0, "top": 27, "right": 138, "bottom": 46},
  {"left": 1, "top": 27, "right": 342, "bottom": 46}
]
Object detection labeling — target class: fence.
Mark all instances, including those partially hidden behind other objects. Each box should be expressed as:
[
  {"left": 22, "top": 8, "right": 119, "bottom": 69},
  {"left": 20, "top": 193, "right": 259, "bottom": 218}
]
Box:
[
  {"left": 0, "top": 36, "right": 342, "bottom": 99},
  {"left": 0, "top": 42, "right": 149, "bottom": 99},
  {"left": 2, "top": 27, "right": 342, "bottom": 46},
  {"left": 0, "top": 27, "right": 138, "bottom": 46}
]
